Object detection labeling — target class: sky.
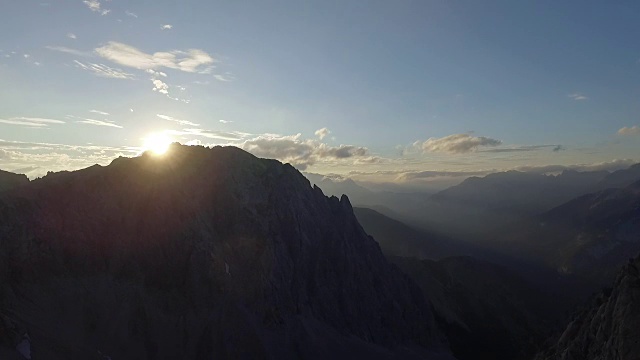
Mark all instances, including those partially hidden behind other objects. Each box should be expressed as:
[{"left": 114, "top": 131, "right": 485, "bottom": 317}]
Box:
[{"left": 1, "top": 0, "right": 640, "bottom": 190}]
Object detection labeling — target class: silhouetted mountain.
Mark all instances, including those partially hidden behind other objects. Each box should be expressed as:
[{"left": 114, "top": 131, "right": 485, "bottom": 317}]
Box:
[
  {"left": 0, "top": 170, "right": 28, "bottom": 193},
  {"left": 0, "top": 145, "right": 452, "bottom": 360},
  {"left": 390, "top": 256, "right": 568, "bottom": 360},
  {"left": 537, "top": 255, "right": 640, "bottom": 360}
]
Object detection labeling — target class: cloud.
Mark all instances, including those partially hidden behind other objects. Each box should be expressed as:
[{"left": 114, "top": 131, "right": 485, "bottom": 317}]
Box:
[
  {"left": 146, "top": 69, "right": 167, "bottom": 77},
  {"left": 76, "top": 118, "right": 122, "bottom": 128},
  {"left": 480, "top": 144, "right": 565, "bottom": 153},
  {"left": 89, "top": 109, "right": 109, "bottom": 116},
  {"left": 569, "top": 93, "right": 588, "bottom": 101},
  {"left": 219, "top": 120, "right": 232, "bottom": 124},
  {"left": 67, "top": 33, "right": 77, "bottom": 39},
  {"left": 167, "top": 128, "right": 251, "bottom": 141},
  {"left": 241, "top": 133, "right": 370, "bottom": 170},
  {"left": 421, "top": 133, "right": 502, "bottom": 154},
  {"left": 0, "top": 117, "right": 65, "bottom": 127},
  {"left": 152, "top": 79, "right": 169, "bottom": 94},
  {"left": 618, "top": 126, "right": 640, "bottom": 136},
  {"left": 83, "top": 0, "right": 110, "bottom": 15},
  {"left": 95, "top": 41, "right": 215, "bottom": 74},
  {"left": 74, "top": 60, "right": 134, "bottom": 79},
  {"left": 213, "top": 73, "right": 235, "bottom": 82},
  {"left": 125, "top": 10, "right": 138, "bottom": 18},
  {"left": 161, "top": 24, "right": 173, "bottom": 30},
  {"left": 315, "top": 127, "right": 331, "bottom": 140},
  {"left": 45, "top": 45, "right": 91, "bottom": 57},
  {"left": 157, "top": 114, "right": 199, "bottom": 127}
]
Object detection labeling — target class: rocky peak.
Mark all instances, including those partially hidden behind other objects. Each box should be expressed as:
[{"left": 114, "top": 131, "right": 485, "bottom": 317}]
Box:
[{"left": 0, "top": 144, "right": 451, "bottom": 359}]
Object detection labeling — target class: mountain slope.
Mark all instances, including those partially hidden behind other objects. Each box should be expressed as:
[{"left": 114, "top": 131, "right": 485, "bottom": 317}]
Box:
[
  {"left": 0, "top": 144, "right": 452, "bottom": 359},
  {"left": 390, "top": 256, "right": 566, "bottom": 360},
  {"left": 353, "top": 207, "right": 454, "bottom": 260},
  {"left": 537, "top": 255, "right": 640, "bottom": 360}
]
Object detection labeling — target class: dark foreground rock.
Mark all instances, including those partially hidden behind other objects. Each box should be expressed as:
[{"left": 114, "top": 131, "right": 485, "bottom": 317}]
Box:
[
  {"left": 0, "top": 144, "right": 453, "bottom": 359},
  {"left": 537, "top": 255, "right": 640, "bottom": 360}
]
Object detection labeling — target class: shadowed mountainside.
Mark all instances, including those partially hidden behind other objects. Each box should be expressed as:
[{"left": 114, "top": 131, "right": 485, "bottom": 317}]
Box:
[{"left": 0, "top": 144, "right": 452, "bottom": 360}]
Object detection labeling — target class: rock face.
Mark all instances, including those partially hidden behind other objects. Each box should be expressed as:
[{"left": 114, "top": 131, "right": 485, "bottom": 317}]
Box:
[
  {"left": 538, "top": 255, "right": 640, "bottom": 360},
  {"left": 0, "top": 170, "right": 28, "bottom": 193},
  {"left": 0, "top": 144, "right": 451, "bottom": 359}
]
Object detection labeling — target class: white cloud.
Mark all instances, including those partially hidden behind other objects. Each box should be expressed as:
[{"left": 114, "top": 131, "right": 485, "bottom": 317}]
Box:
[
  {"left": 618, "top": 126, "right": 640, "bottom": 136},
  {"left": 569, "top": 93, "right": 588, "bottom": 101},
  {"left": 83, "top": 0, "right": 110, "bottom": 15},
  {"left": 45, "top": 45, "right": 91, "bottom": 57},
  {"left": 67, "top": 33, "right": 77, "bottom": 39},
  {"left": 95, "top": 41, "right": 215, "bottom": 74},
  {"left": 125, "top": 10, "right": 138, "bottom": 18},
  {"left": 314, "top": 127, "right": 330, "bottom": 140},
  {"left": 23, "top": 54, "right": 30, "bottom": 59},
  {"left": 76, "top": 118, "right": 122, "bottom": 128},
  {"left": 152, "top": 79, "right": 169, "bottom": 94},
  {"left": 89, "top": 109, "right": 109, "bottom": 116},
  {"left": 219, "top": 119, "right": 232, "bottom": 124},
  {"left": 241, "top": 133, "right": 370, "bottom": 170},
  {"left": 146, "top": 69, "right": 167, "bottom": 77},
  {"left": 421, "top": 133, "right": 502, "bottom": 154},
  {"left": 156, "top": 114, "right": 199, "bottom": 127},
  {"left": 0, "top": 117, "right": 65, "bottom": 127},
  {"left": 74, "top": 60, "right": 134, "bottom": 79},
  {"left": 161, "top": 24, "right": 173, "bottom": 30}
]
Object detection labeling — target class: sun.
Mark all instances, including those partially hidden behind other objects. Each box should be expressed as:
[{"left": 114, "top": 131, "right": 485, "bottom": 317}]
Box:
[{"left": 143, "top": 133, "right": 172, "bottom": 155}]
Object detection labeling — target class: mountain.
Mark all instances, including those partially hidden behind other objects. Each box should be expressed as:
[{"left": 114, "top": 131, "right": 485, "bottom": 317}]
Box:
[
  {"left": 594, "top": 163, "right": 640, "bottom": 190},
  {"left": 537, "top": 255, "right": 640, "bottom": 360},
  {"left": 0, "top": 144, "right": 452, "bottom": 359},
  {"left": 519, "top": 179, "right": 640, "bottom": 285},
  {"left": 0, "top": 170, "right": 28, "bottom": 193},
  {"left": 390, "top": 256, "right": 569, "bottom": 360},
  {"left": 431, "top": 170, "right": 609, "bottom": 215}
]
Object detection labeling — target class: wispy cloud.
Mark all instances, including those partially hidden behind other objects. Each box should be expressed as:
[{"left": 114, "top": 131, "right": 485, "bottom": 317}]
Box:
[
  {"left": 74, "top": 60, "right": 134, "bottom": 79},
  {"left": 0, "top": 117, "right": 65, "bottom": 127},
  {"left": 161, "top": 24, "right": 173, "bottom": 30},
  {"left": 219, "top": 119, "right": 232, "bottom": 124},
  {"left": 83, "top": 0, "right": 110, "bottom": 15},
  {"left": 167, "top": 128, "right": 251, "bottom": 141},
  {"left": 94, "top": 41, "right": 216, "bottom": 74},
  {"left": 568, "top": 93, "right": 588, "bottom": 101},
  {"left": 480, "top": 144, "right": 565, "bottom": 153},
  {"left": 157, "top": 114, "right": 199, "bottom": 127},
  {"left": 67, "top": 33, "right": 77, "bottom": 39},
  {"left": 89, "top": 109, "right": 109, "bottom": 116},
  {"left": 76, "top": 118, "right": 122, "bottom": 128},
  {"left": 125, "top": 10, "right": 138, "bottom": 18},
  {"left": 45, "top": 45, "right": 91, "bottom": 57},
  {"left": 618, "top": 126, "right": 640, "bottom": 136},
  {"left": 420, "top": 133, "right": 502, "bottom": 154},
  {"left": 315, "top": 127, "right": 330, "bottom": 140},
  {"left": 213, "top": 72, "right": 235, "bottom": 82}
]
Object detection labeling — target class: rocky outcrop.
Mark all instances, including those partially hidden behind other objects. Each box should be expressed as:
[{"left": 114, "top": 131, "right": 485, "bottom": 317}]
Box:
[
  {"left": 537, "top": 255, "right": 640, "bottom": 360},
  {"left": 0, "top": 170, "right": 28, "bottom": 193},
  {"left": 0, "top": 144, "right": 452, "bottom": 359}
]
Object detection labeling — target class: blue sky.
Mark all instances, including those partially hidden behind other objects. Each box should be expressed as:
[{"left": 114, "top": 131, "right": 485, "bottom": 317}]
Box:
[{"left": 1, "top": 0, "right": 640, "bottom": 189}]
